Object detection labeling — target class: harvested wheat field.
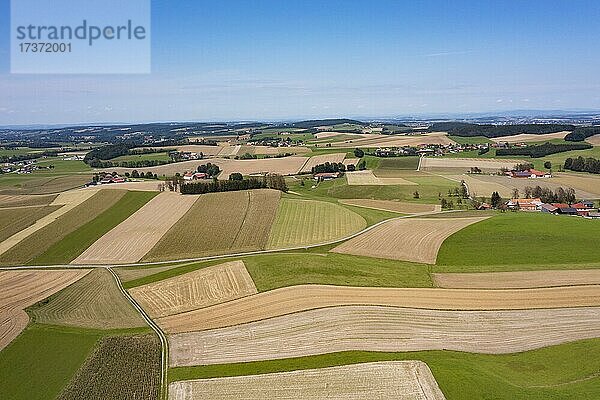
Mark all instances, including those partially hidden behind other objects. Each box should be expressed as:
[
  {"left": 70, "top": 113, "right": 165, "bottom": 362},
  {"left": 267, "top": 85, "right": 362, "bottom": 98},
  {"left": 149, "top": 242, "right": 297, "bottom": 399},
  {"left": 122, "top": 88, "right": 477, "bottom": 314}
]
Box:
[
  {"left": 300, "top": 153, "right": 347, "bottom": 173},
  {"left": 169, "top": 361, "right": 446, "bottom": 400},
  {"left": 331, "top": 217, "right": 488, "bottom": 264},
  {"left": 267, "top": 198, "right": 366, "bottom": 249},
  {"left": 0, "top": 205, "right": 61, "bottom": 243},
  {"left": 420, "top": 157, "right": 524, "bottom": 173},
  {"left": 0, "top": 189, "right": 123, "bottom": 264},
  {"left": 103, "top": 181, "right": 164, "bottom": 191},
  {"left": 471, "top": 174, "right": 600, "bottom": 199},
  {"left": 144, "top": 189, "right": 280, "bottom": 261},
  {"left": 586, "top": 134, "right": 600, "bottom": 146},
  {"left": 551, "top": 173, "right": 600, "bottom": 197},
  {"left": 148, "top": 145, "right": 223, "bottom": 156},
  {"left": 29, "top": 268, "right": 145, "bottom": 329},
  {"left": 452, "top": 174, "right": 513, "bottom": 198},
  {"left": 345, "top": 170, "right": 417, "bottom": 185},
  {"left": 433, "top": 269, "right": 600, "bottom": 289},
  {"left": 491, "top": 131, "right": 570, "bottom": 143},
  {"left": 339, "top": 199, "right": 440, "bottom": 214},
  {"left": 169, "top": 305, "right": 600, "bottom": 365},
  {"left": 72, "top": 192, "right": 198, "bottom": 264},
  {"left": 0, "top": 194, "right": 57, "bottom": 208},
  {"left": 130, "top": 261, "right": 257, "bottom": 318},
  {"left": 330, "top": 132, "right": 455, "bottom": 148},
  {"left": 343, "top": 157, "right": 360, "bottom": 167},
  {"left": 0, "top": 269, "right": 89, "bottom": 350},
  {"left": 115, "top": 264, "right": 186, "bottom": 282},
  {"left": 157, "top": 284, "right": 600, "bottom": 333}
]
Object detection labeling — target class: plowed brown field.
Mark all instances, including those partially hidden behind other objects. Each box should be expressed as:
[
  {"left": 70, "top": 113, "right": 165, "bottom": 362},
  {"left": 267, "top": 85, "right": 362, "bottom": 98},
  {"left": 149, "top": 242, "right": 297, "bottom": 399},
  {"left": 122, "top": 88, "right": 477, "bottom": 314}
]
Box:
[
  {"left": 433, "top": 270, "right": 600, "bottom": 289},
  {"left": 331, "top": 217, "right": 488, "bottom": 264},
  {"left": 0, "top": 269, "right": 90, "bottom": 349},
  {"left": 169, "top": 305, "right": 600, "bottom": 365},
  {"left": 169, "top": 361, "right": 446, "bottom": 400},
  {"left": 130, "top": 261, "right": 257, "bottom": 318},
  {"left": 158, "top": 284, "right": 600, "bottom": 333},
  {"left": 72, "top": 192, "right": 198, "bottom": 264}
]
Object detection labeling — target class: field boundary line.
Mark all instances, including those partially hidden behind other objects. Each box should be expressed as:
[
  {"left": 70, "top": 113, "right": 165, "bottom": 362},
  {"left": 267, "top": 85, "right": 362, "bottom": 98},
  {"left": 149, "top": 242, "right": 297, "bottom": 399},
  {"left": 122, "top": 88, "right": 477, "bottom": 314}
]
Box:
[{"left": 107, "top": 267, "right": 169, "bottom": 400}]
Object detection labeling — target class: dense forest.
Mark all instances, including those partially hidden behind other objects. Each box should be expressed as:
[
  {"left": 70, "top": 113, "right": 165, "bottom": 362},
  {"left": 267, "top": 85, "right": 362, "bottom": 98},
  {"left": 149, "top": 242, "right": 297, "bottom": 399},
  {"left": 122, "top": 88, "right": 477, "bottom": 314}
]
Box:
[
  {"left": 312, "top": 162, "right": 346, "bottom": 174},
  {"left": 180, "top": 174, "right": 288, "bottom": 194},
  {"left": 564, "top": 126, "right": 600, "bottom": 142},
  {"left": 429, "top": 122, "right": 574, "bottom": 138},
  {"left": 495, "top": 142, "right": 591, "bottom": 158},
  {"left": 564, "top": 157, "right": 600, "bottom": 174}
]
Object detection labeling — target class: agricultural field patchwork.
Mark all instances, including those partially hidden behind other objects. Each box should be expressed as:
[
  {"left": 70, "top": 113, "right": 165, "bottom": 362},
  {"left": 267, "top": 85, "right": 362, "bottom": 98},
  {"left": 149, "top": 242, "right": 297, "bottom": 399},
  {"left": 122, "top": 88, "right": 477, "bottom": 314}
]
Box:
[
  {"left": 332, "top": 217, "right": 488, "bottom": 264},
  {"left": 169, "top": 361, "right": 446, "bottom": 400},
  {"left": 72, "top": 192, "right": 197, "bottom": 264},
  {"left": 29, "top": 268, "right": 145, "bottom": 329},
  {"left": 267, "top": 198, "right": 366, "bottom": 249},
  {"left": 130, "top": 260, "right": 257, "bottom": 318},
  {"left": 0, "top": 269, "right": 90, "bottom": 350},
  {"left": 143, "top": 189, "right": 280, "bottom": 261},
  {"left": 169, "top": 305, "right": 600, "bottom": 365}
]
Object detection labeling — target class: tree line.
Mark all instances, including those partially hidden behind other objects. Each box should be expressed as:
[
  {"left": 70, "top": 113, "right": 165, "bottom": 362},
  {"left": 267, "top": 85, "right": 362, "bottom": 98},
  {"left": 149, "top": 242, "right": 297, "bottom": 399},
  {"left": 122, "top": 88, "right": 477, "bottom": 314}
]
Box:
[
  {"left": 564, "top": 156, "right": 600, "bottom": 174},
  {"left": 428, "top": 122, "right": 574, "bottom": 138},
  {"left": 86, "top": 159, "right": 170, "bottom": 168},
  {"left": 312, "top": 162, "right": 346, "bottom": 174},
  {"left": 180, "top": 174, "right": 288, "bottom": 194},
  {"left": 564, "top": 126, "right": 600, "bottom": 142},
  {"left": 496, "top": 142, "right": 591, "bottom": 158}
]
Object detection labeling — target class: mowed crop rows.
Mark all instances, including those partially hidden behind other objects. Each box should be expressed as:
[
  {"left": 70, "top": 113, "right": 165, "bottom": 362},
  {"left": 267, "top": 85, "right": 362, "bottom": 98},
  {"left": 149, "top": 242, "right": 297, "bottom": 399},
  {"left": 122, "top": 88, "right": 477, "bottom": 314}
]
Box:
[
  {"left": 169, "top": 361, "right": 446, "bottom": 400},
  {"left": 328, "top": 132, "right": 454, "bottom": 148},
  {"left": 332, "top": 217, "right": 488, "bottom": 264},
  {"left": 490, "top": 131, "right": 570, "bottom": 143},
  {"left": 433, "top": 270, "right": 600, "bottom": 289},
  {"left": 0, "top": 205, "right": 61, "bottom": 243},
  {"left": 586, "top": 134, "right": 600, "bottom": 145},
  {"left": 266, "top": 199, "right": 366, "bottom": 249},
  {"left": 57, "top": 334, "right": 160, "bottom": 400},
  {"left": 338, "top": 199, "right": 440, "bottom": 213},
  {"left": 0, "top": 269, "right": 89, "bottom": 350},
  {"left": 143, "top": 189, "right": 280, "bottom": 261},
  {"left": 0, "top": 175, "right": 91, "bottom": 195},
  {"left": 300, "top": 153, "right": 346, "bottom": 173},
  {"left": 29, "top": 268, "right": 145, "bottom": 329},
  {"left": 0, "top": 189, "right": 125, "bottom": 265},
  {"left": 130, "top": 261, "right": 257, "bottom": 318},
  {"left": 453, "top": 174, "right": 513, "bottom": 198},
  {"left": 0, "top": 194, "right": 57, "bottom": 208},
  {"left": 169, "top": 305, "right": 600, "bottom": 365},
  {"left": 157, "top": 284, "right": 600, "bottom": 333},
  {"left": 345, "top": 170, "right": 417, "bottom": 185},
  {"left": 72, "top": 192, "right": 197, "bottom": 264}
]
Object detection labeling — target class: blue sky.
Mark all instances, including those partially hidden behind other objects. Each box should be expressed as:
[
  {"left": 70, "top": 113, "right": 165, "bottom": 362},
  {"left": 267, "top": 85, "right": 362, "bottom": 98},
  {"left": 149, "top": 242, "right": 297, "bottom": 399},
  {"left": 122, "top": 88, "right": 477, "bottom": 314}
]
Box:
[{"left": 1, "top": 0, "right": 600, "bottom": 124}]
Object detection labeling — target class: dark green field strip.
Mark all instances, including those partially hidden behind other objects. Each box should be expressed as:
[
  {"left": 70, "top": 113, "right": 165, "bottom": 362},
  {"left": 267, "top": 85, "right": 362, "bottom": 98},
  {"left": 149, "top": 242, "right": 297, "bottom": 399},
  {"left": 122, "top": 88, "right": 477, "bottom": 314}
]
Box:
[
  {"left": 30, "top": 190, "right": 157, "bottom": 265},
  {"left": 57, "top": 334, "right": 160, "bottom": 400},
  {"left": 437, "top": 212, "right": 600, "bottom": 267},
  {"left": 0, "top": 189, "right": 127, "bottom": 266},
  {"left": 0, "top": 205, "right": 61, "bottom": 243},
  {"left": 169, "top": 339, "right": 600, "bottom": 400},
  {"left": 123, "top": 252, "right": 433, "bottom": 291}
]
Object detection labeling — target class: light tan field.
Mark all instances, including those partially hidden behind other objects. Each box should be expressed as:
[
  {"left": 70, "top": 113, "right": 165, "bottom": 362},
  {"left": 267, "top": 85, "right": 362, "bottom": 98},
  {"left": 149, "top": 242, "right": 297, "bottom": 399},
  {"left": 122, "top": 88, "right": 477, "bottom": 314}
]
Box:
[
  {"left": 112, "top": 157, "right": 309, "bottom": 178},
  {"left": 300, "top": 153, "right": 347, "bottom": 173},
  {"left": 343, "top": 157, "right": 360, "bottom": 166},
  {"left": 0, "top": 269, "right": 89, "bottom": 350},
  {"left": 137, "top": 145, "right": 223, "bottom": 156},
  {"left": 101, "top": 181, "right": 164, "bottom": 191},
  {"left": 72, "top": 192, "right": 198, "bottom": 264},
  {"left": 115, "top": 264, "right": 186, "bottom": 282},
  {"left": 345, "top": 170, "right": 417, "bottom": 185},
  {"left": 157, "top": 284, "right": 600, "bottom": 333},
  {"left": 453, "top": 174, "right": 513, "bottom": 198},
  {"left": 169, "top": 361, "right": 446, "bottom": 400},
  {"left": 0, "top": 188, "right": 100, "bottom": 256},
  {"left": 0, "top": 194, "right": 57, "bottom": 208},
  {"left": 470, "top": 174, "right": 600, "bottom": 199},
  {"left": 551, "top": 172, "right": 600, "bottom": 197},
  {"left": 420, "top": 157, "right": 524, "bottom": 173},
  {"left": 338, "top": 199, "right": 440, "bottom": 214},
  {"left": 130, "top": 261, "right": 257, "bottom": 318},
  {"left": 314, "top": 131, "right": 371, "bottom": 139},
  {"left": 329, "top": 132, "right": 455, "bottom": 148},
  {"left": 169, "top": 305, "right": 600, "bottom": 365},
  {"left": 433, "top": 270, "right": 600, "bottom": 289},
  {"left": 331, "top": 217, "right": 488, "bottom": 264},
  {"left": 586, "top": 134, "right": 600, "bottom": 145},
  {"left": 491, "top": 131, "right": 570, "bottom": 143}
]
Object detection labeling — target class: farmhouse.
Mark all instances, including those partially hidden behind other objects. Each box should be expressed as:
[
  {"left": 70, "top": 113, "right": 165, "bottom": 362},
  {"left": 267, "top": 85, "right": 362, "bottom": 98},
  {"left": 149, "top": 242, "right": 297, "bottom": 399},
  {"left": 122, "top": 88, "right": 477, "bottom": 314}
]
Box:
[
  {"left": 572, "top": 202, "right": 595, "bottom": 216},
  {"left": 183, "top": 172, "right": 208, "bottom": 181},
  {"left": 506, "top": 169, "right": 551, "bottom": 179},
  {"left": 99, "top": 174, "right": 126, "bottom": 184},
  {"left": 552, "top": 204, "right": 579, "bottom": 216},
  {"left": 314, "top": 172, "right": 340, "bottom": 181},
  {"left": 506, "top": 198, "right": 542, "bottom": 211}
]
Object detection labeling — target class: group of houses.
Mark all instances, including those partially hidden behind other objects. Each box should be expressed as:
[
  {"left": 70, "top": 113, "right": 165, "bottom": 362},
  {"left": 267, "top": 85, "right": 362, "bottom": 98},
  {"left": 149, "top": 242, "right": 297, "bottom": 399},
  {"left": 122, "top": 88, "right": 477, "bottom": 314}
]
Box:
[
  {"left": 506, "top": 198, "right": 600, "bottom": 218},
  {"left": 505, "top": 168, "right": 551, "bottom": 179},
  {"left": 86, "top": 173, "right": 126, "bottom": 186}
]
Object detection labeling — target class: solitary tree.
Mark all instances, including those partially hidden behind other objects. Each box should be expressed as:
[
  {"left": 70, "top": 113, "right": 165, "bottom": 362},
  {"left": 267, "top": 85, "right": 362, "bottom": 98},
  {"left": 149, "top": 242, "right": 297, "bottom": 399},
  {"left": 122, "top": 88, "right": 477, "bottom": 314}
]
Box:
[
  {"left": 512, "top": 188, "right": 520, "bottom": 199},
  {"left": 354, "top": 148, "right": 365, "bottom": 158},
  {"left": 413, "top": 190, "right": 420, "bottom": 199},
  {"left": 491, "top": 191, "right": 502, "bottom": 208},
  {"left": 544, "top": 161, "right": 552, "bottom": 170}
]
